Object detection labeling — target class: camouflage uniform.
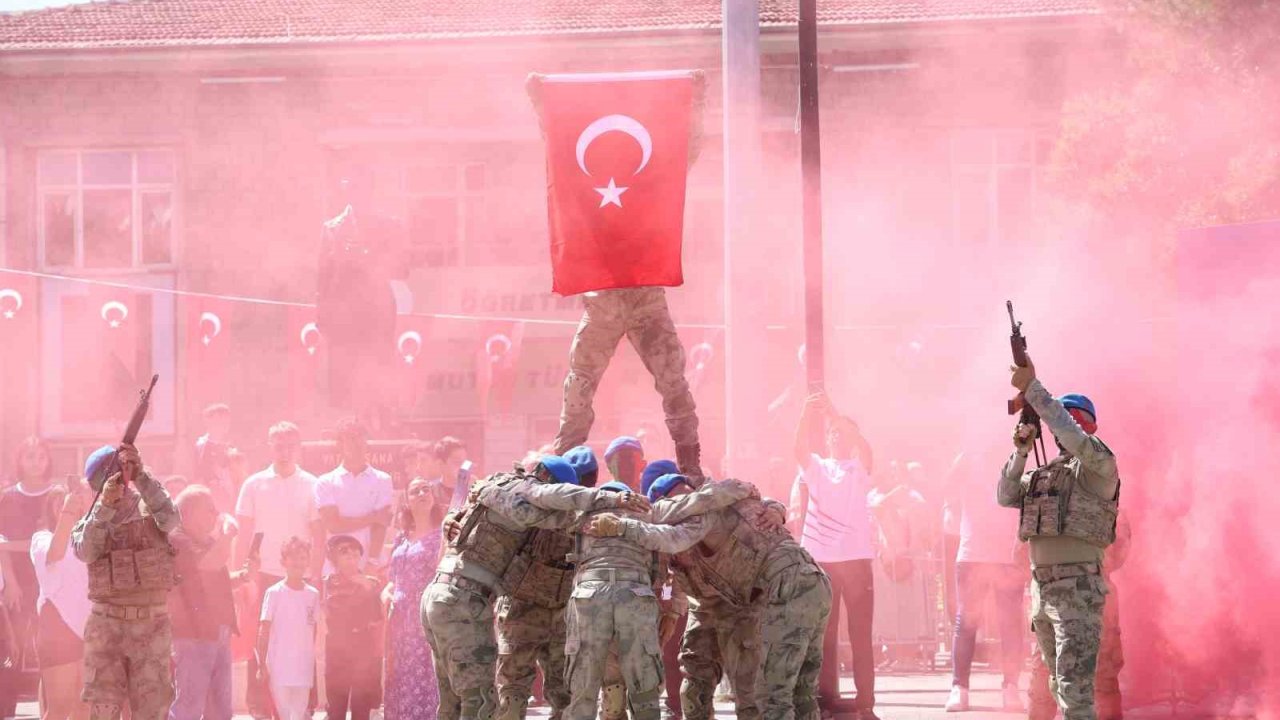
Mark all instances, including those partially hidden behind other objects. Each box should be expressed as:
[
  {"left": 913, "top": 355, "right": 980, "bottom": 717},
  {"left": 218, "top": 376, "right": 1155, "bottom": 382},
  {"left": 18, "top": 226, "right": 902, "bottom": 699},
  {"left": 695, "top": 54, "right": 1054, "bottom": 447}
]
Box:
[
  {"left": 1030, "top": 512, "right": 1130, "bottom": 720},
  {"left": 554, "top": 288, "right": 700, "bottom": 473},
  {"left": 494, "top": 528, "right": 576, "bottom": 720},
  {"left": 514, "top": 483, "right": 709, "bottom": 720},
  {"left": 71, "top": 470, "right": 180, "bottom": 720},
  {"left": 423, "top": 472, "right": 623, "bottom": 720},
  {"left": 998, "top": 380, "right": 1121, "bottom": 720},
  {"left": 648, "top": 483, "right": 832, "bottom": 720}
]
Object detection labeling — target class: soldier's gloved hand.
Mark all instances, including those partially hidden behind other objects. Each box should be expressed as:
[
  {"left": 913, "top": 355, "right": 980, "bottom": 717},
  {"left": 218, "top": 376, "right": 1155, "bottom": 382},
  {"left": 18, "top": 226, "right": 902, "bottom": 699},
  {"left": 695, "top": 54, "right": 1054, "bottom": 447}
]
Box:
[
  {"left": 1010, "top": 353, "right": 1037, "bottom": 393},
  {"left": 716, "top": 479, "right": 760, "bottom": 501},
  {"left": 754, "top": 504, "right": 787, "bottom": 534},
  {"left": 613, "top": 492, "right": 651, "bottom": 514},
  {"left": 586, "top": 513, "right": 625, "bottom": 537},
  {"left": 117, "top": 443, "right": 142, "bottom": 485},
  {"left": 102, "top": 474, "right": 126, "bottom": 506},
  {"left": 1013, "top": 423, "right": 1038, "bottom": 456},
  {"left": 442, "top": 516, "right": 462, "bottom": 543}
]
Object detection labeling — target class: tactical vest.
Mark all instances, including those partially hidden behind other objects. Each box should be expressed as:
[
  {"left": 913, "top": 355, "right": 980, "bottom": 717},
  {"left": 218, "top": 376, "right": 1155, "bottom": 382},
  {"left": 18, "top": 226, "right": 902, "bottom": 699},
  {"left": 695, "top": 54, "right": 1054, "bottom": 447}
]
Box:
[
  {"left": 501, "top": 528, "right": 576, "bottom": 609},
  {"left": 1019, "top": 456, "right": 1120, "bottom": 548},
  {"left": 448, "top": 473, "right": 534, "bottom": 586},
  {"left": 87, "top": 505, "right": 177, "bottom": 602},
  {"left": 671, "top": 504, "right": 783, "bottom": 607}
]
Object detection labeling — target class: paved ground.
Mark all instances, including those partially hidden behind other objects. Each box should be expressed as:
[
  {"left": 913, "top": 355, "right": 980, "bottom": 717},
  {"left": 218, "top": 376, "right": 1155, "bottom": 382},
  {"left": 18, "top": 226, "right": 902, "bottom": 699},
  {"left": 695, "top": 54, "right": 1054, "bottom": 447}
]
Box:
[{"left": 12, "top": 670, "right": 1214, "bottom": 720}]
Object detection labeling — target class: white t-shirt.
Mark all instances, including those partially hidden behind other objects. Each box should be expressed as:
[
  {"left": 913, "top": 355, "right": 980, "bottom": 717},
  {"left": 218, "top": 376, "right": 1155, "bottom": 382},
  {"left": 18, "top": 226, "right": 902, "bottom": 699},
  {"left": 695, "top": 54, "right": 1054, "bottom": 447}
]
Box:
[
  {"left": 261, "top": 580, "right": 320, "bottom": 688},
  {"left": 236, "top": 466, "right": 320, "bottom": 577},
  {"left": 29, "top": 530, "right": 91, "bottom": 639},
  {"left": 954, "top": 475, "right": 1020, "bottom": 565},
  {"left": 798, "top": 454, "right": 875, "bottom": 563},
  {"left": 314, "top": 464, "right": 393, "bottom": 570}
]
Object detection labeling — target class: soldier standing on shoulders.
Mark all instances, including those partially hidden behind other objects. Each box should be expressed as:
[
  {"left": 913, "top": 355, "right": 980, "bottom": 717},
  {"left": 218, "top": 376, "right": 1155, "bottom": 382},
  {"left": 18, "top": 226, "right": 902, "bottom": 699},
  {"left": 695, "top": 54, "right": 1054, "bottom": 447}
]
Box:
[
  {"left": 493, "top": 446, "right": 600, "bottom": 720},
  {"left": 999, "top": 355, "right": 1121, "bottom": 720},
  {"left": 424, "top": 457, "right": 644, "bottom": 720},
  {"left": 72, "top": 444, "right": 180, "bottom": 720}
]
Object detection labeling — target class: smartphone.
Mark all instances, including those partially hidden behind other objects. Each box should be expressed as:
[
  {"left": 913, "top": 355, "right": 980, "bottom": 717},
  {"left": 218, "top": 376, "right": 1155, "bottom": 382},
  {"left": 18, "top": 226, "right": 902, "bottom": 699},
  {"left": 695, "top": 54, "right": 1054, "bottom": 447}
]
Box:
[
  {"left": 460, "top": 460, "right": 473, "bottom": 475},
  {"left": 248, "top": 532, "right": 265, "bottom": 559}
]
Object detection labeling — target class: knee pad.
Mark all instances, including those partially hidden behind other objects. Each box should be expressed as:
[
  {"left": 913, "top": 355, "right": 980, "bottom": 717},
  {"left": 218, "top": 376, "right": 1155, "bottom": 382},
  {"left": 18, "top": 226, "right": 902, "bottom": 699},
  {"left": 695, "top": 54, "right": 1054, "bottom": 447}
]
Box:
[
  {"left": 461, "top": 685, "right": 498, "bottom": 720},
  {"left": 602, "top": 683, "right": 628, "bottom": 720},
  {"left": 89, "top": 703, "right": 122, "bottom": 720},
  {"left": 627, "top": 688, "right": 662, "bottom": 720}
]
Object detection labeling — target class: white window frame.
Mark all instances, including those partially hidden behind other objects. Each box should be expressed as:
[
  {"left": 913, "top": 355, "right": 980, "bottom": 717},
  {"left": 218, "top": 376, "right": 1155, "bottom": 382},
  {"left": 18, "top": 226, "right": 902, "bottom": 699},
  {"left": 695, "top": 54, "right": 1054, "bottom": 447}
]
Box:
[
  {"left": 949, "top": 129, "right": 1041, "bottom": 248},
  {"left": 398, "top": 162, "right": 486, "bottom": 267},
  {"left": 36, "top": 148, "right": 177, "bottom": 273}
]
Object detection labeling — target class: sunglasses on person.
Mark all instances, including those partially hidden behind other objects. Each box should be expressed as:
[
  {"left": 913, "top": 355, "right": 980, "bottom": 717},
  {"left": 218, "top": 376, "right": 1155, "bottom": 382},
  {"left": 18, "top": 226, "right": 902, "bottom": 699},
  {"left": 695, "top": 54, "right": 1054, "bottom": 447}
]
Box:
[{"left": 408, "top": 486, "right": 432, "bottom": 499}]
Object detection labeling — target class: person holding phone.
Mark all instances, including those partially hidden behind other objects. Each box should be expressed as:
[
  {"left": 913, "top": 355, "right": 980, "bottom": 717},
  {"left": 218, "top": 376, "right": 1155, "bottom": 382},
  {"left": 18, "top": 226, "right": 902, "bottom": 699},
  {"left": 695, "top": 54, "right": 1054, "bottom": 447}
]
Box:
[
  {"left": 168, "top": 486, "right": 258, "bottom": 720},
  {"left": 30, "top": 478, "right": 92, "bottom": 720}
]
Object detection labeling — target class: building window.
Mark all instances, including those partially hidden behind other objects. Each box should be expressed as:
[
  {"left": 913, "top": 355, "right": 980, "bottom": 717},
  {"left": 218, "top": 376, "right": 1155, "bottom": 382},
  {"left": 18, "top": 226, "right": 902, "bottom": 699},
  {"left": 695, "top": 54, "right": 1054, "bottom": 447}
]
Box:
[
  {"left": 949, "top": 129, "right": 1043, "bottom": 247},
  {"left": 1, "top": 144, "right": 7, "bottom": 264},
  {"left": 402, "top": 162, "right": 488, "bottom": 267},
  {"left": 37, "top": 149, "right": 176, "bottom": 271}
]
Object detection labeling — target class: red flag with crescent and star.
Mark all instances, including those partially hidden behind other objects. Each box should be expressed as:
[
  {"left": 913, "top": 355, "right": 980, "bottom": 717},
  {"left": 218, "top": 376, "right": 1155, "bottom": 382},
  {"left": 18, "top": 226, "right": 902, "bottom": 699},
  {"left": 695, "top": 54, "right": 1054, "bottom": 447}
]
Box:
[
  {"left": 286, "top": 305, "right": 323, "bottom": 412},
  {"left": 184, "top": 295, "right": 233, "bottom": 410},
  {"left": 0, "top": 273, "right": 38, "bottom": 394},
  {"left": 393, "top": 314, "right": 432, "bottom": 412},
  {"left": 534, "top": 70, "right": 700, "bottom": 296}
]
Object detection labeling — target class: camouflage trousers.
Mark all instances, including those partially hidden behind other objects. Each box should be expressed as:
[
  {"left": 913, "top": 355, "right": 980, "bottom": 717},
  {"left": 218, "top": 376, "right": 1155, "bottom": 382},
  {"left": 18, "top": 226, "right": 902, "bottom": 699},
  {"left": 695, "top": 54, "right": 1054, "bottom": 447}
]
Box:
[
  {"left": 679, "top": 601, "right": 761, "bottom": 720},
  {"left": 495, "top": 598, "right": 570, "bottom": 720},
  {"left": 564, "top": 582, "right": 664, "bottom": 720},
  {"left": 82, "top": 606, "right": 174, "bottom": 720},
  {"left": 759, "top": 564, "right": 831, "bottom": 720},
  {"left": 1030, "top": 577, "right": 1123, "bottom": 720},
  {"left": 422, "top": 581, "right": 500, "bottom": 720},
  {"left": 554, "top": 288, "right": 698, "bottom": 454},
  {"left": 1029, "top": 571, "right": 1109, "bottom": 720}
]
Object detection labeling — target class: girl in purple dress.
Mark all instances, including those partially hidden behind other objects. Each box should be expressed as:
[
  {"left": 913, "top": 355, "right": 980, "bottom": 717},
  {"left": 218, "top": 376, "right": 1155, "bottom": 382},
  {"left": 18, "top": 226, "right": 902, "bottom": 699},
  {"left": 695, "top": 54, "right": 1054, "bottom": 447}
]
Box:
[{"left": 383, "top": 477, "right": 442, "bottom": 720}]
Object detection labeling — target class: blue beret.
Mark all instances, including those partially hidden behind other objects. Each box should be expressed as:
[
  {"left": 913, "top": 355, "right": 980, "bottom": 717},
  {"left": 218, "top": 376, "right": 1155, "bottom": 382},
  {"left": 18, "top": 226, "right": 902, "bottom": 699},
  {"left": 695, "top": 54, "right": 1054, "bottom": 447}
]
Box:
[
  {"left": 647, "top": 473, "right": 692, "bottom": 503},
  {"left": 640, "top": 459, "right": 679, "bottom": 497},
  {"left": 538, "top": 456, "right": 579, "bottom": 486},
  {"left": 84, "top": 445, "right": 117, "bottom": 491},
  {"left": 604, "top": 436, "right": 643, "bottom": 462},
  {"left": 1059, "top": 393, "right": 1097, "bottom": 421},
  {"left": 564, "top": 445, "right": 598, "bottom": 479},
  {"left": 598, "top": 481, "right": 632, "bottom": 493}
]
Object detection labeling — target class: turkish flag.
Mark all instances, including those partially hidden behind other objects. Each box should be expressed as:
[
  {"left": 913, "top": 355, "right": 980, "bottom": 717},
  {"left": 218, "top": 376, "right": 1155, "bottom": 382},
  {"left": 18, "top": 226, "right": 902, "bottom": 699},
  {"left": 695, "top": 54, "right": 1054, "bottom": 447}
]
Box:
[
  {"left": 185, "top": 296, "right": 234, "bottom": 411},
  {"left": 286, "top": 305, "right": 323, "bottom": 412},
  {"left": 393, "top": 314, "right": 432, "bottom": 413},
  {"left": 61, "top": 284, "right": 149, "bottom": 424},
  {"left": 535, "top": 71, "right": 699, "bottom": 296},
  {"left": 475, "top": 320, "right": 524, "bottom": 416},
  {"left": 0, "top": 271, "right": 37, "bottom": 352}
]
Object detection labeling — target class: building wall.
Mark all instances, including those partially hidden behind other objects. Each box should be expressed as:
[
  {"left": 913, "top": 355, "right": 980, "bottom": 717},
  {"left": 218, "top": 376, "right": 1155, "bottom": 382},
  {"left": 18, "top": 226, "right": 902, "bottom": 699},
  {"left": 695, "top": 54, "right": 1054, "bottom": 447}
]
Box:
[{"left": 0, "top": 18, "right": 1116, "bottom": 479}]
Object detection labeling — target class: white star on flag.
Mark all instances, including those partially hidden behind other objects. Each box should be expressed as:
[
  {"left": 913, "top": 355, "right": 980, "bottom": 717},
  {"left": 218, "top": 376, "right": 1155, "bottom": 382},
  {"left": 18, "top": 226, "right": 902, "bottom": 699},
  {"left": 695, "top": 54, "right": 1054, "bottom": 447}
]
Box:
[{"left": 594, "top": 178, "right": 628, "bottom": 208}]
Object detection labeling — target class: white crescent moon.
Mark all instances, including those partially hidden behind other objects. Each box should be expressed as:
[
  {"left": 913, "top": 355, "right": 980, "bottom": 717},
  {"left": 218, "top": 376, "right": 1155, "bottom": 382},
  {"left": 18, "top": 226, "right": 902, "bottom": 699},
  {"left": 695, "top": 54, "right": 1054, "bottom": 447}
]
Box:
[
  {"left": 576, "top": 114, "right": 652, "bottom": 177},
  {"left": 200, "top": 311, "right": 222, "bottom": 339},
  {"left": 0, "top": 288, "right": 23, "bottom": 313},
  {"left": 100, "top": 300, "right": 129, "bottom": 324},
  {"left": 398, "top": 330, "right": 422, "bottom": 355},
  {"left": 300, "top": 322, "right": 320, "bottom": 347},
  {"left": 486, "top": 334, "right": 512, "bottom": 361}
]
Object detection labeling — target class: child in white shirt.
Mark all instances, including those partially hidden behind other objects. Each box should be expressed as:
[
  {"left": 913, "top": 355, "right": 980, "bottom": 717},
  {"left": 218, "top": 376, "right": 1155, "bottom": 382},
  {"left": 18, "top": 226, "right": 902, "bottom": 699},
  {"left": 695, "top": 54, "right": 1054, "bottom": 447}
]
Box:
[{"left": 256, "top": 536, "right": 320, "bottom": 720}]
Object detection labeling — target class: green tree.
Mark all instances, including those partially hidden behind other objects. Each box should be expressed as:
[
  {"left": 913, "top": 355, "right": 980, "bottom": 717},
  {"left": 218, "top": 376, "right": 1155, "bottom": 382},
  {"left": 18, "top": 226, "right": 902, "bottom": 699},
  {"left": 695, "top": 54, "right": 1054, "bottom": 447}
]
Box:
[{"left": 1048, "top": 0, "right": 1280, "bottom": 257}]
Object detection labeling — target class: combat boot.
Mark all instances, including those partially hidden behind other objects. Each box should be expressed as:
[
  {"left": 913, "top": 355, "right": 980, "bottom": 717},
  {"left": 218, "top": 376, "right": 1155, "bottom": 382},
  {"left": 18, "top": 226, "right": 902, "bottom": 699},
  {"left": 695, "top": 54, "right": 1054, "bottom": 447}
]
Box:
[{"left": 676, "top": 443, "right": 703, "bottom": 480}]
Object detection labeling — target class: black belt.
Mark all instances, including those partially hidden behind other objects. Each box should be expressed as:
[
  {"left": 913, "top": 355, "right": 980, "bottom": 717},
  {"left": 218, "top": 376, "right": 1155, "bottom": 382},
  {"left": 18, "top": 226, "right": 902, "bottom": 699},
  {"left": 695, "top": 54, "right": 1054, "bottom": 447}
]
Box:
[
  {"left": 1032, "top": 562, "right": 1100, "bottom": 583},
  {"left": 434, "top": 572, "right": 496, "bottom": 599}
]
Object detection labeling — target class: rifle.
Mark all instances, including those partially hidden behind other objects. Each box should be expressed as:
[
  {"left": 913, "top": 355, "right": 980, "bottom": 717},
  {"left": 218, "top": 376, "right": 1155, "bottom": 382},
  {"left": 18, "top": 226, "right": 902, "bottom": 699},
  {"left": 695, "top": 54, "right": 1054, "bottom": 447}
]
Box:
[
  {"left": 1006, "top": 302, "right": 1047, "bottom": 467},
  {"left": 83, "top": 374, "right": 160, "bottom": 517}
]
